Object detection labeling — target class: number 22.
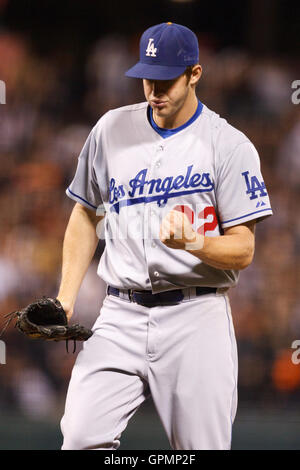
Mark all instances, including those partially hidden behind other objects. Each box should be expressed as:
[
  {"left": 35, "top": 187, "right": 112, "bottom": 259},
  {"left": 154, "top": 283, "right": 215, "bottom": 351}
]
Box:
[{"left": 173, "top": 205, "right": 218, "bottom": 235}]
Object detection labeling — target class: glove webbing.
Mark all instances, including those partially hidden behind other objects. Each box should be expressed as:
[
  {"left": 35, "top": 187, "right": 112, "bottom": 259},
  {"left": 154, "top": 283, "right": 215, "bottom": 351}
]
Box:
[{"left": 0, "top": 311, "right": 78, "bottom": 354}]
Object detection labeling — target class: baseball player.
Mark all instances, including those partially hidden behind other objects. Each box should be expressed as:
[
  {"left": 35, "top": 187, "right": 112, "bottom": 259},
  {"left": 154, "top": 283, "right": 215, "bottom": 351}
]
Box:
[{"left": 58, "top": 22, "right": 273, "bottom": 450}]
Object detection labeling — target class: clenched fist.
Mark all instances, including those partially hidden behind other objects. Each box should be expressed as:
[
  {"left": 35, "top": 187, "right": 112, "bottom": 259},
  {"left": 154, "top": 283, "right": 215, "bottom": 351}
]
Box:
[{"left": 159, "top": 209, "right": 204, "bottom": 251}]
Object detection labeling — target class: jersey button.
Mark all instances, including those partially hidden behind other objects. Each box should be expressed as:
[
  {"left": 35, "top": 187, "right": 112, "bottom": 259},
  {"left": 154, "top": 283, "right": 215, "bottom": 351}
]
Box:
[
  {"left": 154, "top": 271, "right": 160, "bottom": 277},
  {"left": 151, "top": 242, "right": 156, "bottom": 248},
  {"left": 158, "top": 145, "right": 164, "bottom": 151},
  {"left": 156, "top": 161, "right": 161, "bottom": 168}
]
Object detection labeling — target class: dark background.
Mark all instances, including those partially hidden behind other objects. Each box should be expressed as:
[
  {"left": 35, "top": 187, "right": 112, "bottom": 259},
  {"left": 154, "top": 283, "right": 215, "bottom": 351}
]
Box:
[
  {"left": 0, "top": 0, "right": 300, "bottom": 450},
  {"left": 2, "top": 0, "right": 300, "bottom": 53}
]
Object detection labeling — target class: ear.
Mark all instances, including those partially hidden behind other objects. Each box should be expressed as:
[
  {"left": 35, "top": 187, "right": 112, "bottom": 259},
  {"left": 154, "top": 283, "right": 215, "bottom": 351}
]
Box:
[{"left": 190, "top": 65, "right": 202, "bottom": 86}]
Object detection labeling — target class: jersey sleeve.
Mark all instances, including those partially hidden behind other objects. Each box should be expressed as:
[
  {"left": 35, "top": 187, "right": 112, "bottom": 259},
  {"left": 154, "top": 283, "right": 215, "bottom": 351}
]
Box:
[
  {"left": 216, "top": 141, "right": 273, "bottom": 228},
  {"left": 66, "top": 128, "right": 102, "bottom": 211}
]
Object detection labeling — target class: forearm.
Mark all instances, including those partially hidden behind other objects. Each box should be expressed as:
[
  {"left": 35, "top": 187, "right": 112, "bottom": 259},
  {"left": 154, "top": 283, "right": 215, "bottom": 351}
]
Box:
[
  {"left": 160, "top": 210, "right": 256, "bottom": 271},
  {"left": 186, "top": 232, "right": 254, "bottom": 270},
  {"left": 57, "top": 203, "right": 102, "bottom": 308}
]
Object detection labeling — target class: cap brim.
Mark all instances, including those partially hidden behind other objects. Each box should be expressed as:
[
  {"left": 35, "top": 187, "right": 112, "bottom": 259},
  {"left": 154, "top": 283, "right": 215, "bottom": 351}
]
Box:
[{"left": 125, "top": 62, "right": 186, "bottom": 80}]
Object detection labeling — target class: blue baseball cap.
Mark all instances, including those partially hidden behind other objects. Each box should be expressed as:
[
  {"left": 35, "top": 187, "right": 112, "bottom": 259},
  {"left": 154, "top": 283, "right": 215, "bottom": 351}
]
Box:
[{"left": 125, "top": 22, "right": 199, "bottom": 80}]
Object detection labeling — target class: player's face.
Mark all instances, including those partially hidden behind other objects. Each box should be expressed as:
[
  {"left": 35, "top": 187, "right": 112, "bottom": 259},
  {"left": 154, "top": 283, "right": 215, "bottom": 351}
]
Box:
[
  {"left": 143, "top": 73, "right": 190, "bottom": 120},
  {"left": 143, "top": 65, "right": 201, "bottom": 127}
]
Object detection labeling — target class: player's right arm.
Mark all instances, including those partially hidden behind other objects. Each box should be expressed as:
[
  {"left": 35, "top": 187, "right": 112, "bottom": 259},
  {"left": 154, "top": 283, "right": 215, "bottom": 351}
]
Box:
[{"left": 57, "top": 202, "right": 104, "bottom": 320}]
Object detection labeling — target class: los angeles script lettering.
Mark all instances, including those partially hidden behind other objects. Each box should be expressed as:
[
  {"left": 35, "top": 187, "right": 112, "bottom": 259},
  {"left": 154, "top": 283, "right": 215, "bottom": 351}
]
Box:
[{"left": 109, "top": 165, "right": 214, "bottom": 204}]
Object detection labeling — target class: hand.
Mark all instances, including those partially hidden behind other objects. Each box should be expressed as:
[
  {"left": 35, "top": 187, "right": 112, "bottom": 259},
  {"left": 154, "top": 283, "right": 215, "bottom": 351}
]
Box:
[
  {"left": 159, "top": 209, "right": 204, "bottom": 251},
  {"left": 56, "top": 297, "right": 74, "bottom": 321}
]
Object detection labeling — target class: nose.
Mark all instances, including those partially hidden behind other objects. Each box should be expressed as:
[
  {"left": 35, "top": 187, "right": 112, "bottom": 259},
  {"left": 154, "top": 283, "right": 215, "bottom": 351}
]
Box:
[{"left": 150, "top": 80, "right": 166, "bottom": 97}]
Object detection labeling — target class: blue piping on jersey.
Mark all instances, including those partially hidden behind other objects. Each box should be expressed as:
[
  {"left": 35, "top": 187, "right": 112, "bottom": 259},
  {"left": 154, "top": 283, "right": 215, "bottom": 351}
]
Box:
[
  {"left": 148, "top": 99, "right": 203, "bottom": 138},
  {"left": 67, "top": 187, "right": 97, "bottom": 209},
  {"left": 222, "top": 208, "right": 272, "bottom": 225},
  {"left": 110, "top": 185, "right": 215, "bottom": 214}
]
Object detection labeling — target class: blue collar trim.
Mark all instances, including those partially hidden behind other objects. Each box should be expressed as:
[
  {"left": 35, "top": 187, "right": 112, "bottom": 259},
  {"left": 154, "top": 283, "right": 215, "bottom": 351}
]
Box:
[{"left": 148, "top": 99, "right": 203, "bottom": 139}]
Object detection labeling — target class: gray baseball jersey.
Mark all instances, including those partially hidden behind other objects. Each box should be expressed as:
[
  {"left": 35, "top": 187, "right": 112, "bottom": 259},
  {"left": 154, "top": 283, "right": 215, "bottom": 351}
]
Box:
[{"left": 66, "top": 102, "right": 273, "bottom": 292}]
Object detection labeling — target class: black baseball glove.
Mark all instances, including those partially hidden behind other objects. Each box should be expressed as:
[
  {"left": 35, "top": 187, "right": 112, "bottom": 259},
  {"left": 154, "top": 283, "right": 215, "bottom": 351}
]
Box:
[{"left": 1, "top": 296, "right": 93, "bottom": 352}]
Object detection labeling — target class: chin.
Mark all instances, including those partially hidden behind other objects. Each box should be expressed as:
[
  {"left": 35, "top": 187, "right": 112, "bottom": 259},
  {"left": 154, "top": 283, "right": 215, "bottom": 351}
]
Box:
[
  {"left": 154, "top": 109, "right": 168, "bottom": 117},
  {"left": 152, "top": 106, "right": 173, "bottom": 118}
]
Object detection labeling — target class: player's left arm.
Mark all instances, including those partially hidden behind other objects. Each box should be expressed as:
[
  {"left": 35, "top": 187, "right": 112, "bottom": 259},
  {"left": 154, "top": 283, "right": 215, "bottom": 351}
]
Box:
[{"left": 159, "top": 210, "right": 256, "bottom": 270}]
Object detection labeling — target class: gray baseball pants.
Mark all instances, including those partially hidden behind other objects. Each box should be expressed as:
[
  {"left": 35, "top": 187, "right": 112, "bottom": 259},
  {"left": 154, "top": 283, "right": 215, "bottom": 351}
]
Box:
[{"left": 61, "top": 289, "right": 238, "bottom": 450}]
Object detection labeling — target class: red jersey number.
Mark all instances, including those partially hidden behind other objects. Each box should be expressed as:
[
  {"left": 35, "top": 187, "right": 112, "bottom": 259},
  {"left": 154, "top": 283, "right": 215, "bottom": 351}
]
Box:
[{"left": 173, "top": 205, "right": 218, "bottom": 236}]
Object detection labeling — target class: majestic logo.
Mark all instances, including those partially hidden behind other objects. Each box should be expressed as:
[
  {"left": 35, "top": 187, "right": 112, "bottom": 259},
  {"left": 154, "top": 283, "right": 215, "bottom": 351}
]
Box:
[
  {"left": 145, "top": 38, "right": 157, "bottom": 57},
  {"left": 242, "top": 171, "right": 268, "bottom": 200},
  {"left": 109, "top": 165, "right": 214, "bottom": 214}
]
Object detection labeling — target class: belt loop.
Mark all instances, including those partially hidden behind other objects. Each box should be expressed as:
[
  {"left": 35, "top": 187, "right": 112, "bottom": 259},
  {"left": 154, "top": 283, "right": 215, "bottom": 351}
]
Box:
[
  {"left": 128, "top": 289, "right": 133, "bottom": 302},
  {"left": 182, "top": 288, "right": 189, "bottom": 301},
  {"left": 182, "top": 287, "right": 196, "bottom": 301},
  {"left": 189, "top": 287, "right": 196, "bottom": 300}
]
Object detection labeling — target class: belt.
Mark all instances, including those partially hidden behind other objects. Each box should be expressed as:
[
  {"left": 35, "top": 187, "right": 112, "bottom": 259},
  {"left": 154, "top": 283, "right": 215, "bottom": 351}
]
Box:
[{"left": 107, "top": 285, "right": 217, "bottom": 308}]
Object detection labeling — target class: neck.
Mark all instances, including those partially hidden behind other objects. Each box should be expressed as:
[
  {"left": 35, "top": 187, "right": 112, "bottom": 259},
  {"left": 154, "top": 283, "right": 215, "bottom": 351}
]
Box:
[{"left": 152, "top": 91, "right": 198, "bottom": 129}]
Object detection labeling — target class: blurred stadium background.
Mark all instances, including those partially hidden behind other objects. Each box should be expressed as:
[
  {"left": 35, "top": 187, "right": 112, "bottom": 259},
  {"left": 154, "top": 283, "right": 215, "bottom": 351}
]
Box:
[{"left": 0, "top": 0, "right": 300, "bottom": 450}]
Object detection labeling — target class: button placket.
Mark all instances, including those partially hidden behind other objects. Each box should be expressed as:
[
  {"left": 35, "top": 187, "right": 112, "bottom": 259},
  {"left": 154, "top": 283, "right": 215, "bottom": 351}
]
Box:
[
  {"left": 154, "top": 144, "right": 164, "bottom": 169},
  {"left": 144, "top": 143, "right": 165, "bottom": 288}
]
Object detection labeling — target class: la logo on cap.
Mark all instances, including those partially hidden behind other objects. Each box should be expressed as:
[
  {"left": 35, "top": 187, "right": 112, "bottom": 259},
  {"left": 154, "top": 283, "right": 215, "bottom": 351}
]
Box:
[{"left": 145, "top": 38, "right": 157, "bottom": 57}]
